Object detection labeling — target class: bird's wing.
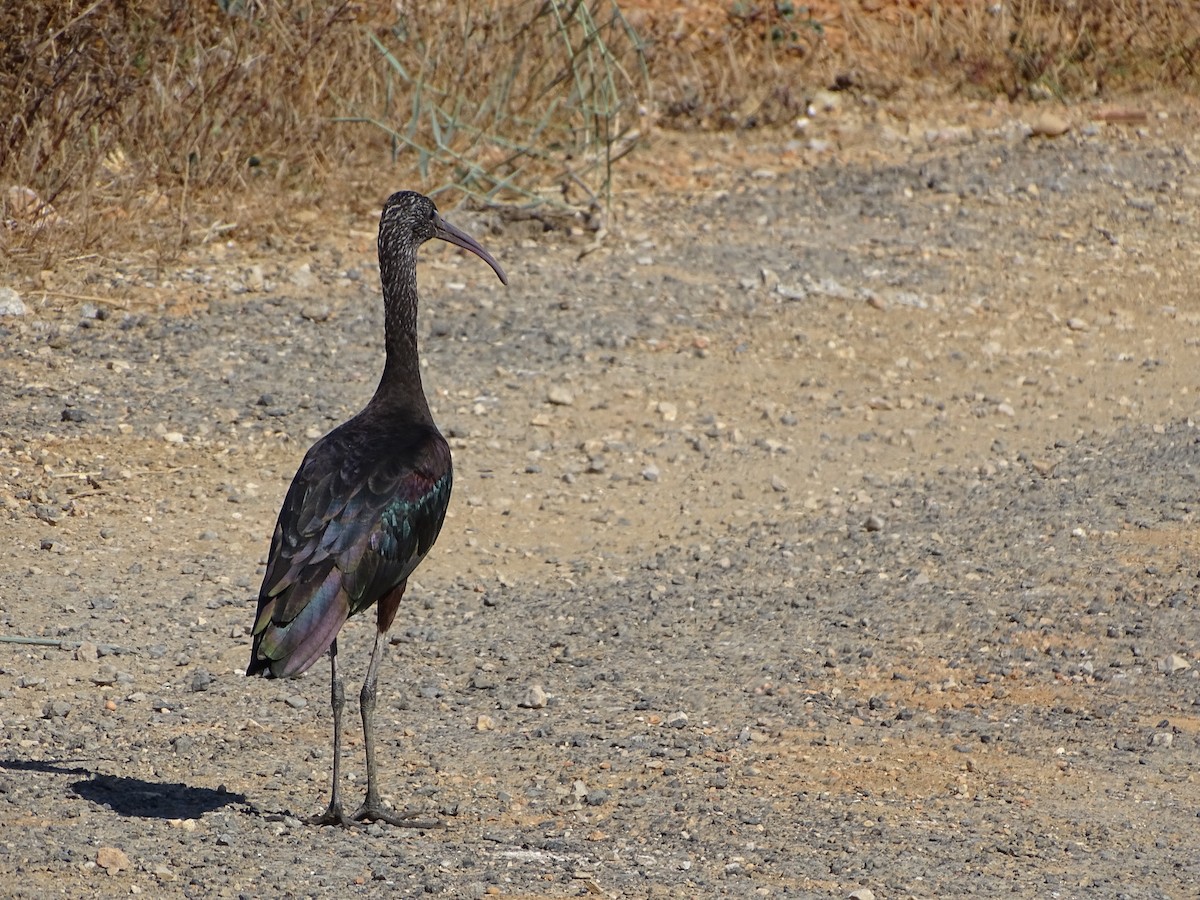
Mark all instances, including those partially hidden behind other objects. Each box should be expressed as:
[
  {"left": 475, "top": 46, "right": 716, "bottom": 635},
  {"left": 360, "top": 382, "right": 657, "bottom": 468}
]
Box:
[{"left": 249, "top": 427, "right": 451, "bottom": 677}]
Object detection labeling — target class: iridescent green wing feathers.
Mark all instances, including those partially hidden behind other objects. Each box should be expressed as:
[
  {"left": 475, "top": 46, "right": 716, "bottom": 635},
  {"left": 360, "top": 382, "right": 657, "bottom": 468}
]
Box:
[{"left": 248, "top": 426, "right": 451, "bottom": 678}]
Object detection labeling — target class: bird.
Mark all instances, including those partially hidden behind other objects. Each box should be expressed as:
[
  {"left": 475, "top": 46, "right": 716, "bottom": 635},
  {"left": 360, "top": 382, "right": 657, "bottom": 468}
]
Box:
[{"left": 246, "top": 190, "right": 507, "bottom": 827}]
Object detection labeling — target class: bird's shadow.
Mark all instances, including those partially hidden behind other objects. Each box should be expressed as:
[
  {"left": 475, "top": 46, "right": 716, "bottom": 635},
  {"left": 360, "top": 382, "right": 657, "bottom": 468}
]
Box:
[{"left": 0, "top": 758, "right": 247, "bottom": 819}]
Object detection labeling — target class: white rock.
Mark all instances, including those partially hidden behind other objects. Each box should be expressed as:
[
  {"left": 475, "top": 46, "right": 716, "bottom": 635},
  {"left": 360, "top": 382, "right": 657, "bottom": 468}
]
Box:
[
  {"left": 1030, "top": 112, "right": 1070, "bottom": 137},
  {"left": 520, "top": 684, "right": 548, "bottom": 709},
  {"left": 1159, "top": 654, "right": 1190, "bottom": 675},
  {"left": 0, "top": 287, "right": 25, "bottom": 316},
  {"left": 547, "top": 386, "right": 574, "bottom": 406}
]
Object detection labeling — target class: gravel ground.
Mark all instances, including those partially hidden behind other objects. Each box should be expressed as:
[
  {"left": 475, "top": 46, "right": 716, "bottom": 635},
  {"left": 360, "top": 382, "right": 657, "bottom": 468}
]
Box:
[{"left": 2, "top": 97, "right": 1200, "bottom": 898}]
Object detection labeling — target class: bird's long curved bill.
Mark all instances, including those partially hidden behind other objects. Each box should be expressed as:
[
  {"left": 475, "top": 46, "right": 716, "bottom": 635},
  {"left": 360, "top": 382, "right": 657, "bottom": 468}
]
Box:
[{"left": 433, "top": 214, "right": 508, "bottom": 285}]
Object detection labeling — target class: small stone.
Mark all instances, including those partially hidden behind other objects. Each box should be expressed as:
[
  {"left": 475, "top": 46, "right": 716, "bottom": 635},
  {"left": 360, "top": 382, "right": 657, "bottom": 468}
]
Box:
[
  {"left": 1030, "top": 112, "right": 1070, "bottom": 137},
  {"left": 61, "top": 408, "right": 88, "bottom": 423},
  {"left": 190, "top": 669, "right": 212, "bottom": 692},
  {"left": 42, "top": 699, "right": 72, "bottom": 719},
  {"left": 152, "top": 863, "right": 176, "bottom": 882},
  {"left": 246, "top": 265, "right": 265, "bottom": 292},
  {"left": 0, "top": 287, "right": 26, "bottom": 316},
  {"left": 301, "top": 305, "right": 330, "bottom": 322},
  {"left": 547, "top": 386, "right": 574, "bottom": 406},
  {"left": 641, "top": 465, "right": 660, "bottom": 482},
  {"left": 847, "top": 890, "right": 876, "bottom": 900},
  {"left": 519, "top": 684, "right": 548, "bottom": 709},
  {"left": 657, "top": 401, "right": 678, "bottom": 422},
  {"left": 285, "top": 696, "right": 307, "bottom": 709},
  {"left": 290, "top": 263, "right": 317, "bottom": 288},
  {"left": 475, "top": 714, "right": 495, "bottom": 731},
  {"left": 863, "top": 514, "right": 884, "bottom": 532},
  {"left": 1150, "top": 731, "right": 1174, "bottom": 748},
  {"left": 75, "top": 641, "right": 98, "bottom": 662},
  {"left": 666, "top": 711, "right": 689, "bottom": 728},
  {"left": 96, "top": 847, "right": 130, "bottom": 875},
  {"left": 1066, "top": 317, "right": 1089, "bottom": 331},
  {"left": 770, "top": 474, "right": 789, "bottom": 493},
  {"left": 585, "top": 788, "right": 609, "bottom": 806},
  {"left": 1158, "top": 654, "right": 1190, "bottom": 675},
  {"left": 163, "top": 431, "right": 184, "bottom": 444}
]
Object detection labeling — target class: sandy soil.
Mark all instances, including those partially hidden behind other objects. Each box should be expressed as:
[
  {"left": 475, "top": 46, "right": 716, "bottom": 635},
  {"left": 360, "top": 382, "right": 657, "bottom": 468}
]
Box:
[{"left": 2, "top": 94, "right": 1200, "bottom": 898}]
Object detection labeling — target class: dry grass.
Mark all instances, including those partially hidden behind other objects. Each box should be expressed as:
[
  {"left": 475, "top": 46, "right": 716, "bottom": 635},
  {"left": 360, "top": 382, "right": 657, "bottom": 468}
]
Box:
[
  {"left": 849, "top": 0, "right": 1200, "bottom": 99},
  {"left": 0, "top": 0, "right": 1196, "bottom": 278},
  {"left": 0, "top": 0, "right": 645, "bottom": 272}
]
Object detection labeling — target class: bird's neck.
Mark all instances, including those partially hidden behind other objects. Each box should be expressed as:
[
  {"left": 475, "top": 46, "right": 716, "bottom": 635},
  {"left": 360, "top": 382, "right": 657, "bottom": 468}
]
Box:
[{"left": 373, "top": 259, "right": 433, "bottom": 422}]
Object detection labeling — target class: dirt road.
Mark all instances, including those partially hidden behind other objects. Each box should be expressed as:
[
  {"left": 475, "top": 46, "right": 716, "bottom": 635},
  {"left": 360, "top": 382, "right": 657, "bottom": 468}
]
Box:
[{"left": 2, "top": 96, "right": 1200, "bottom": 898}]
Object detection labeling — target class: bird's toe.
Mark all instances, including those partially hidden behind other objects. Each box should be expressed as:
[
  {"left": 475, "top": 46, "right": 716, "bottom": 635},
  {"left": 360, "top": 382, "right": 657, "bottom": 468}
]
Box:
[
  {"left": 306, "top": 804, "right": 355, "bottom": 827},
  {"left": 351, "top": 802, "right": 442, "bottom": 829}
]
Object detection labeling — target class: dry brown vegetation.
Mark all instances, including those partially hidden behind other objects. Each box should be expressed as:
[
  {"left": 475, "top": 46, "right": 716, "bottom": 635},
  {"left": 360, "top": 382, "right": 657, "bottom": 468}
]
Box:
[{"left": 0, "top": 0, "right": 1196, "bottom": 272}]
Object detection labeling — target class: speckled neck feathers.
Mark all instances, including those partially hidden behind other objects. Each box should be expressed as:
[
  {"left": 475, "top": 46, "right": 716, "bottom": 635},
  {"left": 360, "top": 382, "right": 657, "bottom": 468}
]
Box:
[{"left": 372, "top": 222, "right": 432, "bottom": 422}]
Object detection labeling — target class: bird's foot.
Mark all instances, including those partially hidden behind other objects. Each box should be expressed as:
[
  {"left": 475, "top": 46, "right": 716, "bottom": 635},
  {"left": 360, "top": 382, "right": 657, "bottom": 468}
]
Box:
[
  {"left": 306, "top": 803, "right": 355, "bottom": 827},
  {"left": 351, "top": 801, "right": 442, "bottom": 829}
]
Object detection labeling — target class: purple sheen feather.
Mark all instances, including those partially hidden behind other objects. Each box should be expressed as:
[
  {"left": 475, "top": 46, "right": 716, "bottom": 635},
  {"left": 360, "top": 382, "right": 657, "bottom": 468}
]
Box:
[{"left": 259, "top": 568, "right": 350, "bottom": 677}]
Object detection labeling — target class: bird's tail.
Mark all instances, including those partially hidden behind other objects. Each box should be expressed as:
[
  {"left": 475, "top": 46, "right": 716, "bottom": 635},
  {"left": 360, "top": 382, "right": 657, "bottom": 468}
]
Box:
[{"left": 246, "top": 566, "right": 349, "bottom": 678}]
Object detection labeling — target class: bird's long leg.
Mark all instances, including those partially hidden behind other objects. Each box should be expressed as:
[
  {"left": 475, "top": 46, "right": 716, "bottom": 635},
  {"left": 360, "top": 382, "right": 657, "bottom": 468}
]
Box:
[
  {"left": 352, "top": 628, "right": 440, "bottom": 828},
  {"left": 307, "top": 640, "right": 352, "bottom": 826}
]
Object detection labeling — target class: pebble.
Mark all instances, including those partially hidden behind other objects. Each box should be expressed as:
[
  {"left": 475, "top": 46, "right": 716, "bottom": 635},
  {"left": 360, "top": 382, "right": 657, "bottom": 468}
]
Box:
[
  {"left": 191, "top": 668, "right": 213, "bottom": 692},
  {"left": 547, "top": 386, "right": 574, "bottom": 406},
  {"left": 0, "top": 287, "right": 26, "bottom": 316},
  {"left": 290, "top": 263, "right": 317, "bottom": 288},
  {"left": 1157, "top": 654, "right": 1190, "bottom": 675},
  {"left": 75, "top": 641, "right": 98, "bottom": 662},
  {"left": 666, "top": 711, "right": 689, "bottom": 728},
  {"left": 519, "top": 684, "right": 548, "bottom": 709},
  {"left": 284, "top": 695, "right": 307, "bottom": 709},
  {"left": 246, "top": 265, "right": 265, "bottom": 292},
  {"left": 641, "top": 464, "right": 660, "bottom": 482},
  {"left": 847, "top": 890, "right": 876, "bottom": 900},
  {"left": 863, "top": 514, "right": 884, "bottom": 532},
  {"left": 1030, "top": 112, "right": 1070, "bottom": 137},
  {"left": 657, "top": 401, "right": 678, "bottom": 422},
  {"left": 1149, "top": 731, "right": 1174, "bottom": 748},
  {"left": 96, "top": 847, "right": 131, "bottom": 875},
  {"left": 770, "top": 474, "right": 789, "bottom": 493},
  {"left": 42, "top": 699, "right": 72, "bottom": 718}
]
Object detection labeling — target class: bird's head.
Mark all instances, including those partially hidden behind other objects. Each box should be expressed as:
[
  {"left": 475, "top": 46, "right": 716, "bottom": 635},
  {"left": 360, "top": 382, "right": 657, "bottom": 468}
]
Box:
[{"left": 380, "top": 191, "right": 507, "bottom": 285}]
